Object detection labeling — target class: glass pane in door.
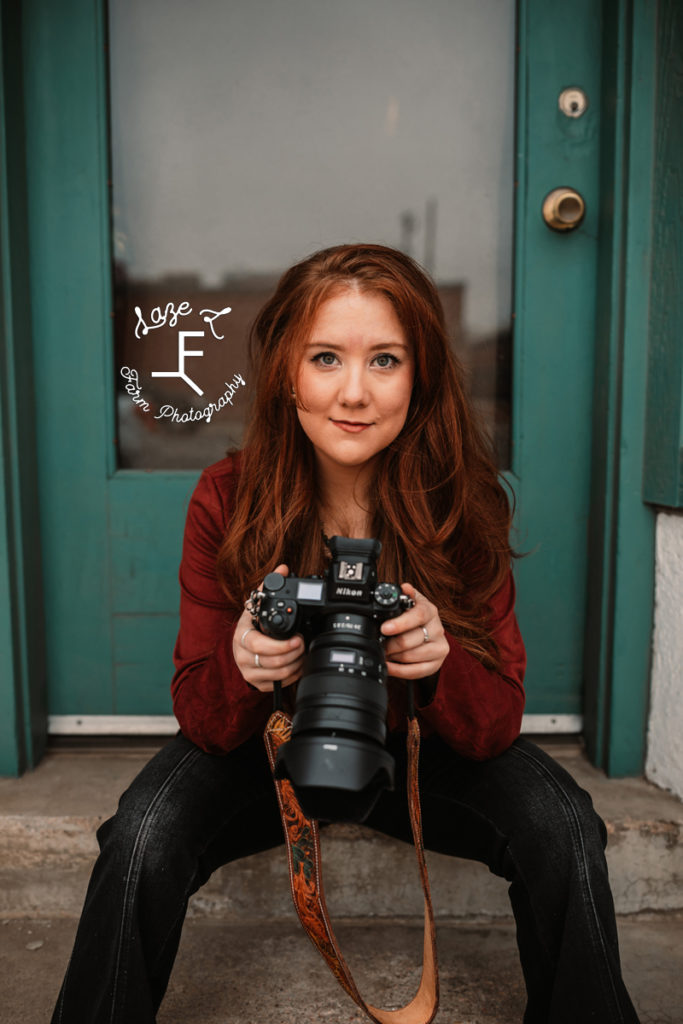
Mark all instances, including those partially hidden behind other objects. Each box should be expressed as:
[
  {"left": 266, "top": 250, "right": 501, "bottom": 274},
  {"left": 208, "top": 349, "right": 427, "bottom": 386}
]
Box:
[{"left": 109, "top": 0, "right": 515, "bottom": 469}]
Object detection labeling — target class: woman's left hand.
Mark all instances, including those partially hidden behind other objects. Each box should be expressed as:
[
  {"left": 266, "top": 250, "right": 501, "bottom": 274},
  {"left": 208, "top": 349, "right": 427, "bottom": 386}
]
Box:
[{"left": 380, "top": 583, "right": 450, "bottom": 679}]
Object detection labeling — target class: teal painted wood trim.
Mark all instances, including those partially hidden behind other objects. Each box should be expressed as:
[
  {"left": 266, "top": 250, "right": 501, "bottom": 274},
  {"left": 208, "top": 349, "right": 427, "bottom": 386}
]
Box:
[
  {"left": 643, "top": 0, "right": 683, "bottom": 509},
  {"left": 583, "top": 0, "right": 657, "bottom": 776},
  {"left": 0, "top": 0, "right": 47, "bottom": 774},
  {"left": 512, "top": 0, "right": 602, "bottom": 713},
  {"left": 23, "top": 0, "right": 115, "bottom": 715},
  {"left": 0, "top": 451, "right": 24, "bottom": 774}
]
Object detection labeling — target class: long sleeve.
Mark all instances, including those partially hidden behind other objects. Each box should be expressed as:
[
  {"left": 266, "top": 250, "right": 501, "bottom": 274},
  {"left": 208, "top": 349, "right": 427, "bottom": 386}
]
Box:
[
  {"left": 171, "top": 458, "right": 271, "bottom": 754},
  {"left": 170, "top": 458, "right": 526, "bottom": 761},
  {"left": 414, "top": 571, "right": 526, "bottom": 760}
]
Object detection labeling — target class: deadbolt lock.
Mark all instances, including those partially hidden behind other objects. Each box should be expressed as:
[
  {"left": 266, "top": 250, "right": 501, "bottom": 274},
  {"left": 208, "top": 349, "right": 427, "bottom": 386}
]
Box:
[{"left": 542, "top": 188, "right": 586, "bottom": 232}]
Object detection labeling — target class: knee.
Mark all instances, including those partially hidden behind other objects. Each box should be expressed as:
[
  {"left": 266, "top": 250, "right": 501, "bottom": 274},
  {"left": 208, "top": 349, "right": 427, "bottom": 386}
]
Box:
[
  {"left": 506, "top": 753, "right": 608, "bottom": 880},
  {"left": 95, "top": 785, "right": 195, "bottom": 889},
  {"left": 534, "top": 780, "right": 606, "bottom": 855}
]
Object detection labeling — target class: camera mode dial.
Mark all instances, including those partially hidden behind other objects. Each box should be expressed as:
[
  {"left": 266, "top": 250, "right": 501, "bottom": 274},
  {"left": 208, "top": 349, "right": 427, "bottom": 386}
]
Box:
[{"left": 374, "top": 582, "right": 400, "bottom": 607}]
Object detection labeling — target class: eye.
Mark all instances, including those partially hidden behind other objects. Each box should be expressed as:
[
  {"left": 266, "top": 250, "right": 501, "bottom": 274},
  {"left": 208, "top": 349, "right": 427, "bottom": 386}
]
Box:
[
  {"left": 372, "top": 353, "right": 400, "bottom": 368},
  {"left": 311, "top": 351, "right": 339, "bottom": 367}
]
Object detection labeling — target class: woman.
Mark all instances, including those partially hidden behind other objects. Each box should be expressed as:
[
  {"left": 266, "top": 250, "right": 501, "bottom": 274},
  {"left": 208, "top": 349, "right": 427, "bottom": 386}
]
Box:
[{"left": 52, "top": 244, "right": 639, "bottom": 1023}]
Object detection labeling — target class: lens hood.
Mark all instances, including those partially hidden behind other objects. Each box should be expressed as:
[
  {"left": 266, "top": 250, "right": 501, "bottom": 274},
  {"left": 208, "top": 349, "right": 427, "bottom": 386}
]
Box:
[{"left": 274, "top": 735, "right": 395, "bottom": 823}]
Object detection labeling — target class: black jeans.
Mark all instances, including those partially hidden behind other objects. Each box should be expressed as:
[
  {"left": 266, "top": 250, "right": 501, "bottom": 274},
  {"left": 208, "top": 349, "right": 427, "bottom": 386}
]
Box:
[{"left": 51, "top": 731, "right": 640, "bottom": 1024}]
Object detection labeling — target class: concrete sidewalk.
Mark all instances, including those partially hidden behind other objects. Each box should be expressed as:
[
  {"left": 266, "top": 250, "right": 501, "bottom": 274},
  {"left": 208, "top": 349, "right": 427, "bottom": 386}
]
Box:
[{"left": 2, "top": 913, "right": 683, "bottom": 1022}]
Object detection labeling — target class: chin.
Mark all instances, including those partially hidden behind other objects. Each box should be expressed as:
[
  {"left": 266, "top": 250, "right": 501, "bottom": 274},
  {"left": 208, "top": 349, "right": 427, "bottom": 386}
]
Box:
[{"left": 326, "top": 449, "right": 382, "bottom": 470}]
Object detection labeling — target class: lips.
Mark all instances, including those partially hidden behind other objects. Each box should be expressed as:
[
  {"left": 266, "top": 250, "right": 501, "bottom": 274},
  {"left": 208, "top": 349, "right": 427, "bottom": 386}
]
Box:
[{"left": 331, "top": 419, "right": 373, "bottom": 433}]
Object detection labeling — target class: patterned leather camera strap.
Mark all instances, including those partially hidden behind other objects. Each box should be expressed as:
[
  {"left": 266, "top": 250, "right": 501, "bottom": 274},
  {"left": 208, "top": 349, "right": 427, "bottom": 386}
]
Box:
[{"left": 264, "top": 709, "right": 440, "bottom": 1024}]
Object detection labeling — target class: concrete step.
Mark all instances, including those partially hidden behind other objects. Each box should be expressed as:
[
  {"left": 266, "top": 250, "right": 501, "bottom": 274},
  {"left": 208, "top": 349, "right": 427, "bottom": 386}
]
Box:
[{"left": 1, "top": 739, "right": 681, "bottom": 921}]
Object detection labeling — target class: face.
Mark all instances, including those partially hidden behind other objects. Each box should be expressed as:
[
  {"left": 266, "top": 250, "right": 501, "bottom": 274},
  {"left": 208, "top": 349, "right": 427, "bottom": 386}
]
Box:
[{"left": 293, "top": 288, "right": 414, "bottom": 481}]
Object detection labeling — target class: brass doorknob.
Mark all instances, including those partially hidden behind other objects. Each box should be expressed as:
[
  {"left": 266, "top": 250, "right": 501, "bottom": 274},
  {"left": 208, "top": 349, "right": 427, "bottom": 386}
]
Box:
[{"left": 542, "top": 188, "right": 586, "bottom": 231}]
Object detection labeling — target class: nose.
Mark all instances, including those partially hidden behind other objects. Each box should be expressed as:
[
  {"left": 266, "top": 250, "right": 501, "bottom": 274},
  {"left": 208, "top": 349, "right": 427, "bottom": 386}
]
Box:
[{"left": 338, "top": 363, "right": 370, "bottom": 407}]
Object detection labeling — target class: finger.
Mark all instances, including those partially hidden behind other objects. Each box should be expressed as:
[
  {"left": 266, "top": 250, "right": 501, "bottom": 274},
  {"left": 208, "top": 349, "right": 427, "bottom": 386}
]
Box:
[
  {"left": 243, "top": 633, "right": 304, "bottom": 658},
  {"left": 386, "top": 642, "right": 446, "bottom": 665},
  {"left": 383, "top": 609, "right": 443, "bottom": 649},
  {"left": 245, "top": 657, "right": 304, "bottom": 692},
  {"left": 381, "top": 593, "right": 433, "bottom": 637},
  {"left": 385, "top": 658, "right": 443, "bottom": 680},
  {"left": 280, "top": 663, "right": 304, "bottom": 687},
  {"left": 244, "top": 642, "right": 304, "bottom": 672},
  {"left": 384, "top": 637, "right": 434, "bottom": 663},
  {"left": 383, "top": 620, "right": 440, "bottom": 653}
]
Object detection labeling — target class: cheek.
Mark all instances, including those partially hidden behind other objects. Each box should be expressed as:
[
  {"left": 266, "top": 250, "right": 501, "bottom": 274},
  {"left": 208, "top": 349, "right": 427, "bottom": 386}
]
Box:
[
  {"left": 295, "top": 391, "right": 327, "bottom": 437},
  {"left": 297, "top": 371, "right": 337, "bottom": 412},
  {"left": 383, "top": 377, "right": 413, "bottom": 421}
]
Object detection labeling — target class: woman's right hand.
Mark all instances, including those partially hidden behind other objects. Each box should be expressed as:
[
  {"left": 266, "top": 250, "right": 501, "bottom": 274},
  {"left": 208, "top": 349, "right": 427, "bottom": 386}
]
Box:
[{"left": 232, "top": 564, "right": 305, "bottom": 692}]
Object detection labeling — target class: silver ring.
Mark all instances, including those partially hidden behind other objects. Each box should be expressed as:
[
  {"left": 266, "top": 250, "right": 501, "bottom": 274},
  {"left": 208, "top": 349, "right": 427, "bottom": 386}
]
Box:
[
  {"left": 240, "top": 627, "right": 254, "bottom": 648},
  {"left": 422, "top": 626, "right": 430, "bottom": 644},
  {"left": 254, "top": 653, "right": 260, "bottom": 668}
]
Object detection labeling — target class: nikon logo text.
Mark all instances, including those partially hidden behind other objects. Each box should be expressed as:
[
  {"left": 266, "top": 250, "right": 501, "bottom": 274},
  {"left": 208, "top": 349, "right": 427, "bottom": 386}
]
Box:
[{"left": 336, "top": 587, "right": 362, "bottom": 597}]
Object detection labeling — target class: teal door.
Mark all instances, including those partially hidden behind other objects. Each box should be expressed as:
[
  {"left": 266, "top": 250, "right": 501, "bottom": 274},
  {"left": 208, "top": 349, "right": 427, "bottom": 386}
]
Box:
[{"left": 24, "top": 0, "right": 603, "bottom": 735}]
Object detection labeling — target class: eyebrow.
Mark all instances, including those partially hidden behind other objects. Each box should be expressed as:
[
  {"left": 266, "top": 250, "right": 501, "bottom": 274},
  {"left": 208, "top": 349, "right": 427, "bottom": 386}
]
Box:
[{"left": 305, "top": 341, "right": 410, "bottom": 351}]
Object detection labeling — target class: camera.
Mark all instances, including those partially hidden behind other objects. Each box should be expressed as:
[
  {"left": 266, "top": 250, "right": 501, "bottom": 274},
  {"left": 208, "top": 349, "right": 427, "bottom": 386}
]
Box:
[{"left": 249, "top": 536, "right": 412, "bottom": 823}]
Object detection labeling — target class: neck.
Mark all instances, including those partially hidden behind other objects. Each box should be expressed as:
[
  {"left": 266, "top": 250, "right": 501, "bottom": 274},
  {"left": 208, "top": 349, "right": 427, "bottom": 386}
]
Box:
[{"left": 316, "top": 458, "right": 376, "bottom": 539}]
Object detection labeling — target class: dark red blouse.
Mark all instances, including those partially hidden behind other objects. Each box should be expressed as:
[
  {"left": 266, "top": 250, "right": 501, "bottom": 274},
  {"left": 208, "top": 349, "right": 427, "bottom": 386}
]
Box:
[{"left": 171, "top": 456, "right": 527, "bottom": 760}]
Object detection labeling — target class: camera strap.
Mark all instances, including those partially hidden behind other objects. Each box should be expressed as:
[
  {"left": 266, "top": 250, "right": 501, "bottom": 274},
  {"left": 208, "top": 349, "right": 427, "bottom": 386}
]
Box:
[{"left": 264, "top": 709, "right": 440, "bottom": 1024}]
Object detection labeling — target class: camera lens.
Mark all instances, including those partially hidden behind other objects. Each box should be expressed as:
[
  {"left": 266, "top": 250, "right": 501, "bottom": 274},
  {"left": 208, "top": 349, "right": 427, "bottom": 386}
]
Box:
[{"left": 274, "top": 613, "right": 395, "bottom": 823}]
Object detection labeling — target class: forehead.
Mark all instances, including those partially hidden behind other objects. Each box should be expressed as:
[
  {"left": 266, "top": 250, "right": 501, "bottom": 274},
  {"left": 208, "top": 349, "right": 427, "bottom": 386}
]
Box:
[{"left": 308, "top": 287, "right": 406, "bottom": 342}]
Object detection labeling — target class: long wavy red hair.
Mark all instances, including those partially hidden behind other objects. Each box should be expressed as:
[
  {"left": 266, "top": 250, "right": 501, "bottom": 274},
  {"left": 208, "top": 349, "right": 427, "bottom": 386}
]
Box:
[{"left": 217, "top": 243, "right": 513, "bottom": 666}]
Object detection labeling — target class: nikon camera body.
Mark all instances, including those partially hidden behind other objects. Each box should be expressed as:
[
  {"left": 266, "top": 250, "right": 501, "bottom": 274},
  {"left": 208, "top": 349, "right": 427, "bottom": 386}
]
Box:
[{"left": 249, "top": 536, "right": 412, "bottom": 823}]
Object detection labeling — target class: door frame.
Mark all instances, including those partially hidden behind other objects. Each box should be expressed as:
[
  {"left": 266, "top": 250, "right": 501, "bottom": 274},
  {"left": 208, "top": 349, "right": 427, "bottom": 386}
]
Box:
[{"left": 1, "top": 0, "right": 659, "bottom": 775}]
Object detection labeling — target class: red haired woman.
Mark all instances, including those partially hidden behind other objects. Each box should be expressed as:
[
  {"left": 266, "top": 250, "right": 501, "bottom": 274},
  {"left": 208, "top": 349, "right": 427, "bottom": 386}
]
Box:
[{"left": 52, "top": 244, "right": 639, "bottom": 1023}]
